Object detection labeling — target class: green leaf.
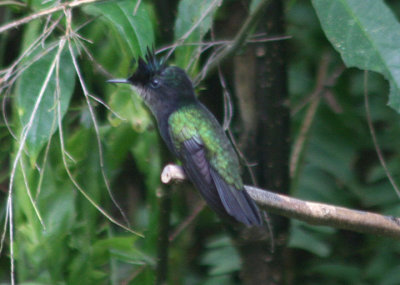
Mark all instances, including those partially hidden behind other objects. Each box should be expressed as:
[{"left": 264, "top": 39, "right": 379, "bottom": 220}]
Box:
[
  {"left": 249, "top": 0, "right": 262, "bottom": 13},
  {"left": 310, "top": 263, "right": 362, "bottom": 283},
  {"left": 312, "top": 0, "right": 400, "bottom": 112},
  {"left": 174, "top": 0, "right": 221, "bottom": 71},
  {"left": 17, "top": 47, "right": 75, "bottom": 165},
  {"left": 288, "top": 221, "right": 334, "bottom": 257},
  {"left": 92, "top": 236, "right": 154, "bottom": 266},
  {"left": 84, "top": 0, "right": 154, "bottom": 57},
  {"left": 381, "top": 266, "right": 400, "bottom": 285},
  {"left": 201, "top": 236, "right": 240, "bottom": 276},
  {"left": 15, "top": 156, "right": 77, "bottom": 282},
  {"left": 130, "top": 130, "right": 161, "bottom": 191},
  {"left": 107, "top": 85, "right": 153, "bottom": 131}
]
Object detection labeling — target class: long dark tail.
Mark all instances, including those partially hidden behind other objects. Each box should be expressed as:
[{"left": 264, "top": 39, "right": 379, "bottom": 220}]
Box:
[{"left": 210, "top": 168, "right": 262, "bottom": 226}]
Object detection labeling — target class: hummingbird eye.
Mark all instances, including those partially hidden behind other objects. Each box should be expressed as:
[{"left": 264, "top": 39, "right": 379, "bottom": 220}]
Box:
[{"left": 150, "top": 78, "right": 161, "bottom": 88}]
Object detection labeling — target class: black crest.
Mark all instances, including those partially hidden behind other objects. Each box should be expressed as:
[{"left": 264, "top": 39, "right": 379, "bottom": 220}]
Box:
[{"left": 128, "top": 47, "right": 165, "bottom": 86}]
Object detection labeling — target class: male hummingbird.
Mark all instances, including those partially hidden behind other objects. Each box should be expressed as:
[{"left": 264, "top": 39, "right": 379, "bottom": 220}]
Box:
[{"left": 109, "top": 50, "right": 262, "bottom": 226}]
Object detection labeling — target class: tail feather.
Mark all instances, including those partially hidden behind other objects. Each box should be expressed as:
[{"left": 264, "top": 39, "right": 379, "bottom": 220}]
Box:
[{"left": 210, "top": 168, "right": 262, "bottom": 226}]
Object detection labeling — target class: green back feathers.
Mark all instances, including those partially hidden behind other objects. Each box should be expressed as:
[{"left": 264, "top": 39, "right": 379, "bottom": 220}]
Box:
[{"left": 168, "top": 104, "right": 243, "bottom": 189}]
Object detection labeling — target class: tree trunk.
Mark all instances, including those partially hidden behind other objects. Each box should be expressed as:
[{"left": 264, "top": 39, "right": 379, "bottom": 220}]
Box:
[{"left": 234, "top": 0, "right": 290, "bottom": 284}]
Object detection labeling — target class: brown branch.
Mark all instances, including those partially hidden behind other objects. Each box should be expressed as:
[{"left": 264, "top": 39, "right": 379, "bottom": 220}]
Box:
[
  {"left": 0, "top": 0, "right": 100, "bottom": 34},
  {"left": 161, "top": 164, "right": 400, "bottom": 240}
]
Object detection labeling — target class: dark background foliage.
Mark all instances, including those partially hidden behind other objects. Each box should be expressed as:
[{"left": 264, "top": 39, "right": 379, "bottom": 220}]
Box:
[{"left": 0, "top": 0, "right": 400, "bottom": 284}]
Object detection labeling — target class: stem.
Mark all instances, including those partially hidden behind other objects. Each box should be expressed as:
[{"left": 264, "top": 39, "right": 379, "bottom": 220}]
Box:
[
  {"left": 0, "top": 0, "right": 99, "bottom": 34},
  {"left": 196, "top": 0, "right": 272, "bottom": 82}
]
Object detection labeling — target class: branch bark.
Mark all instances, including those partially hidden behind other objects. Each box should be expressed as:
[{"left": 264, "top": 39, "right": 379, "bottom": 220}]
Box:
[{"left": 161, "top": 164, "right": 400, "bottom": 240}]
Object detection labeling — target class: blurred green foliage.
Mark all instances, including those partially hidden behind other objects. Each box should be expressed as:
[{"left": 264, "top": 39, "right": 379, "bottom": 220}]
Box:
[{"left": 0, "top": 0, "right": 399, "bottom": 284}]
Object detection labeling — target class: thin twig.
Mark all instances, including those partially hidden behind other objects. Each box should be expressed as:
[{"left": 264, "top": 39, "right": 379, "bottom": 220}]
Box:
[
  {"left": 121, "top": 265, "right": 146, "bottom": 285},
  {"left": 0, "top": 1, "right": 26, "bottom": 7},
  {"left": 1, "top": 15, "right": 61, "bottom": 85},
  {"left": 0, "top": 202, "right": 9, "bottom": 256},
  {"left": 164, "top": 0, "right": 222, "bottom": 60},
  {"left": 217, "top": 60, "right": 258, "bottom": 184},
  {"left": 19, "top": 158, "right": 46, "bottom": 229},
  {"left": 55, "top": 37, "right": 142, "bottom": 237},
  {"left": 0, "top": 0, "right": 99, "bottom": 34},
  {"left": 35, "top": 59, "right": 60, "bottom": 201},
  {"left": 133, "top": 0, "right": 141, "bottom": 15},
  {"left": 169, "top": 201, "right": 206, "bottom": 242},
  {"left": 162, "top": 164, "right": 400, "bottom": 240},
  {"left": 196, "top": 0, "right": 272, "bottom": 82},
  {"left": 35, "top": 114, "right": 56, "bottom": 200},
  {"left": 364, "top": 71, "right": 400, "bottom": 199},
  {"left": 88, "top": 93, "right": 125, "bottom": 120},
  {"left": 5, "top": 38, "right": 66, "bottom": 285},
  {"left": 217, "top": 68, "right": 233, "bottom": 131},
  {"left": 290, "top": 54, "right": 330, "bottom": 179},
  {"left": 65, "top": 9, "right": 131, "bottom": 227},
  {"left": 6, "top": 197, "right": 13, "bottom": 285},
  {"left": 157, "top": 34, "right": 291, "bottom": 55}
]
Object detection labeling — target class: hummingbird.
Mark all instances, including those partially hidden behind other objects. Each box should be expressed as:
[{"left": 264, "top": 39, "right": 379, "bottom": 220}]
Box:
[{"left": 109, "top": 49, "right": 262, "bottom": 226}]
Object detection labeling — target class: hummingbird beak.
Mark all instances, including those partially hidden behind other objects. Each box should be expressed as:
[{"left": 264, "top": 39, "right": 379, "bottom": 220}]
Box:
[{"left": 106, "top": 78, "right": 131, "bottom": 84}]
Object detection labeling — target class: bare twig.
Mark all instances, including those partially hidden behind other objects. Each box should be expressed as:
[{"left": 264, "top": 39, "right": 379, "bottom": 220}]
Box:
[
  {"left": 157, "top": 34, "right": 291, "bottom": 55},
  {"left": 19, "top": 158, "right": 45, "bottom": 229},
  {"left": 0, "top": 199, "right": 9, "bottom": 256},
  {"left": 161, "top": 164, "right": 400, "bottom": 240},
  {"left": 290, "top": 56, "right": 347, "bottom": 181},
  {"left": 121, "top": 265, "right": 146, "bottom": 285},
  {"left": 364, "top": 71, "right": 400, "bottom": 199},
  {"left": 88, "top": 93, "right": 125, "bottom": 120},
  {"left": 217, "top": 58, "right": 258, "bottom": 184},
  {"left": 65, "top": 9, "right": 130, "bottom": 227},
  {"left": 5, "top": 38, "right": 67, "bottom": 285},
  {"left": 133, "top": 0, "right": 142, "bottom": 15},
  {"left": 168, "top": 201, "right": 206, "bottom": 242},
  {"left": 56, "top": 39, "right": 142, "bottom": 237},
  {"left": 196, "top": 0, "right": 272, "bottom": 82},
  {"left": 290, "top": 54, "right": 330, "bottom": 179},
  {"left": 164, "top": 0, "right": 222, "bottom": 60},
  {"left": 0, "top": 0, "right": 99, "bottom": 34},
  {"left": 0, "top": 1, "right": 26, "bottom": 7}
]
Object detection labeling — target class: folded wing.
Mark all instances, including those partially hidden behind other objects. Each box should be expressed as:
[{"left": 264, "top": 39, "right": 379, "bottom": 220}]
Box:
[{"left": 180, "top": 138, "right": 262, "bottom": 226}]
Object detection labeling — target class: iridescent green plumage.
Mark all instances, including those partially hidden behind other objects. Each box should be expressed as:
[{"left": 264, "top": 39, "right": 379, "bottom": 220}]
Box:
[
  {"left": 169, "top": 104, "right": 242, "bottom": 189},
  {"left": 111, "top": 49, "right": 262, "bottom": 226}
]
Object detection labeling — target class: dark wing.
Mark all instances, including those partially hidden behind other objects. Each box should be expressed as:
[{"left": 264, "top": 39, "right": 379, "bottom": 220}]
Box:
[
  {"left": 180, "top": 138, "right": 228, "bottom": 219},
  {"left": 210, "top": 167, "right": 262, "bottom": 226},
  {"left": 181, "top": 138, "right": 262, "bottom": 226}
]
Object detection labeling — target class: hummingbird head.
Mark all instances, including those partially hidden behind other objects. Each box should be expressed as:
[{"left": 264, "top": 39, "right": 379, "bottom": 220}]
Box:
[{"left": 109, "top": 48, "right": 196, "bottom": 114}]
